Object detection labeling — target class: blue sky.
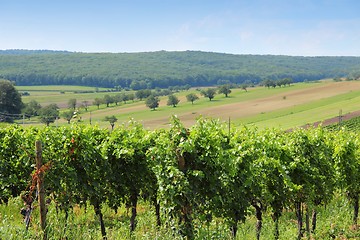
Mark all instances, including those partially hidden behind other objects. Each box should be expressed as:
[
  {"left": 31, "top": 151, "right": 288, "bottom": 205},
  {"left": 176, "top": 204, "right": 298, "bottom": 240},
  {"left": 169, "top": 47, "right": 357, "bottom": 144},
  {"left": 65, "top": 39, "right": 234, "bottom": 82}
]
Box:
[{"left": 1, "top": 0, "right": 360, "bottom": 56}]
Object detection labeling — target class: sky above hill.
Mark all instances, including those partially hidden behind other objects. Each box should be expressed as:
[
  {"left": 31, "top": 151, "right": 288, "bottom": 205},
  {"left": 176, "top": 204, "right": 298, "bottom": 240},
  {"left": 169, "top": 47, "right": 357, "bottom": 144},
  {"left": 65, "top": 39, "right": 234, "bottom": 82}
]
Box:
[{"left": 1, "top": 0, "right": 360, "bottom": 56}]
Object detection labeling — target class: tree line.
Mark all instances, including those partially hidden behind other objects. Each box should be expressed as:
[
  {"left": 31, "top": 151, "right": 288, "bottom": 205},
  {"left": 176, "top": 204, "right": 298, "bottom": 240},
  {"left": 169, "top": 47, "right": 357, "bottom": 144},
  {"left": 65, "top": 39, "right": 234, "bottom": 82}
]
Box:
[
  {"left": 1, "top": 50, "right": 360, "bottom": 89},
  {"left": 0, "top": 118, "right": 359, "bottom": 239},
  {"left": 24, "top": 84, "right": 250, "bottom": 125},
  {"left": 1, "top": 78, "right": 251, "bottom": 125}
]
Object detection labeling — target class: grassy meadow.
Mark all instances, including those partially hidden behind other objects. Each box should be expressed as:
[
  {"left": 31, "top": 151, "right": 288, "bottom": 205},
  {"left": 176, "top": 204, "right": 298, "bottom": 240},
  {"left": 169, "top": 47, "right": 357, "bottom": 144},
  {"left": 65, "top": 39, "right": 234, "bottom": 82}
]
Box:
[{"left": 15, "top": 80, "right": 360, "bottom": 130}]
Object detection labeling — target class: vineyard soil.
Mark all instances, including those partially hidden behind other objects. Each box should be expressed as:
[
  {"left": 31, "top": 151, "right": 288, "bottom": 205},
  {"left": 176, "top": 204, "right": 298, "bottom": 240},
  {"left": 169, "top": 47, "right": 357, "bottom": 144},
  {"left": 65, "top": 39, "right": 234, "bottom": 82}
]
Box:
[{"left": 309, "top": 109, "right": 360, "bottom": 127}]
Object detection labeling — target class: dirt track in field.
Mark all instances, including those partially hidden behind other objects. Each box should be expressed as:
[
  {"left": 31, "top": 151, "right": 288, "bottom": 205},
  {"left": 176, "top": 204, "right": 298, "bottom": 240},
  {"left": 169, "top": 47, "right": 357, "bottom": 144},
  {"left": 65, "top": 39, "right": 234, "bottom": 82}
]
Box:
[
  {"left": 305, "top": 109, "right": 360, "bottom": 128},
  {"left": 140, "top": 81, "right": 360, "bottom": 128}
]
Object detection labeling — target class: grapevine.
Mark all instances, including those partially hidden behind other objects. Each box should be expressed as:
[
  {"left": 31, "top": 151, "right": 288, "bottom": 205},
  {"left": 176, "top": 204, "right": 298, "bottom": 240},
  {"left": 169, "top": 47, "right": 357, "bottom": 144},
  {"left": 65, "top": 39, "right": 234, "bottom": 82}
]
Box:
[{"left": 0, "top": 118, "right": 360, "bottom": 239}]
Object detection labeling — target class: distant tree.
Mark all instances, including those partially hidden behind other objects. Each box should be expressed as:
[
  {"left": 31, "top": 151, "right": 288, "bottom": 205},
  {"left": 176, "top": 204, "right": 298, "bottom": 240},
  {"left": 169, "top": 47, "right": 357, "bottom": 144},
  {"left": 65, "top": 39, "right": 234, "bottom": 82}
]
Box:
[
  {"left": 154, "top": 87, "right": 161, "bottom": 94},
  {"left": 113, "top": 94, "right": 123, "bottom": 105},
  {"left": 61, "top": 110, "right": 74, "bottom": 124},
  {"left": 240, "top": 84, "right": 248, "bottom": 92},
  {"left": 105, "top": 115, "right": 118, "bottom": 130},
  {"left": 93, "top": 98, "right": 104, "bottom": 109},
  {"left": 172, "top": 86, "right": 181, "bottom": 92},
  {"left": 23, "top": 100, "right": 41, "bottom": 117},
  {"left": 103, "top": 95, "right": 114, "bottom": 107},
  {"left": 167, "top": 94, "right": 180, "bottom": 107},
  {"left": 271, "top": 80, "right": 277, "bottom": 88},
  {"left": 0, "top": 79, "right": 23, "bottom": 122},
  {"left": 130, "top": 80, "right": 140, "bottom": 90},
  {"left": 200, "top": 88, "right": 217, "bottom": 101},
  {"left": 159, "top": 89, "right": 172, "bottom": 96},
  {"left": 244, "top": 80, "right": 255, "bottom": 87},
  {"left": 350, "top": 72, "right": 360, "bottom": 80},
  {"left": 127, "top": 93, "right": 135, "bottom": 102},
  {"left": 186, "top": 93, "right": 199, "bottom": 105},
  {"left": 121, "top": 93, "right": 129, "bottom": 104},
  {"left": 261, "top": 79, "right": 276, "bottom": 88},
  {"left": 145, "top": 95, "right": 160, "bottom": 110},
  {"left": 283, "top": 78, "right": 293, "bottom": 86},
  {"left": 81, "top": 100, "right": 89, "bottom": 111},
  {"left": 130, "top": 80, "right": 148, "bottom": 90},
  {"left": 136, "top": 89, "right": 152, "bottom": 100},
  {"left": 183, "top": 84, "right": 191, "bottom": 90},
  {"left": 218, "top": 85, "right": 232, "bottom": 97},
  {"left": 68, "top": 98, "right": 77, "bottom": 110},
  {"left": 276, "top": 78, "right": 291, "bottom": 87},
  {"left": 38, "top": 104, "right": 59, "bottom": 126}
]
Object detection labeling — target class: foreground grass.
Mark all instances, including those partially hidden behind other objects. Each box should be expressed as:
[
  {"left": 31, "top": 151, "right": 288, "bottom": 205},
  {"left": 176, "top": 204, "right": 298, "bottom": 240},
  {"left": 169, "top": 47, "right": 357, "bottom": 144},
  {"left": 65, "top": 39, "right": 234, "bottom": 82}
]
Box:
[{"left": 1, "top": 193, "right": 359, "bottom": 239}]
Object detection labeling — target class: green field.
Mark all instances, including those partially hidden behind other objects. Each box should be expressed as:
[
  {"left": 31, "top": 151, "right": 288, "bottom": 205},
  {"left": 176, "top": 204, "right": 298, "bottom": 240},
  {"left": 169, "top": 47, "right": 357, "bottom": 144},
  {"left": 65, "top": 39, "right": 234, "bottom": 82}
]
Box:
[
  {"left": 242, "top": 89, "right": 360, "bottom": 129},
  {"left": 15, "top": 80, "right": 360, "bottom": 129},
  {"left": 18, "top": 85, "right": 113, "bottom": 103},
  {"left": 17, "top": 85, "right": 111, "bottom": 92}
]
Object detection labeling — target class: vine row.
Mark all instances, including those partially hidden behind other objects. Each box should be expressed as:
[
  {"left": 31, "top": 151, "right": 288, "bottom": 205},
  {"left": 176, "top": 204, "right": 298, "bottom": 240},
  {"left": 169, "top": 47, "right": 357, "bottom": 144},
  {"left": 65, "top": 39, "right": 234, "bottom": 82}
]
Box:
[{"left": 0, "top": 117, "right": 359, "bottom": 239}]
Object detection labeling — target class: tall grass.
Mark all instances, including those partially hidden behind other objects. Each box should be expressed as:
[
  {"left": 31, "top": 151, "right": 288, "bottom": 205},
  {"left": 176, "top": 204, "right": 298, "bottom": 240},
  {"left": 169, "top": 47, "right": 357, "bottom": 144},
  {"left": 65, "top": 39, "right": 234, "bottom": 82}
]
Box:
[{"left": 1, "top": 193, "right": 359, "bottom": 239}]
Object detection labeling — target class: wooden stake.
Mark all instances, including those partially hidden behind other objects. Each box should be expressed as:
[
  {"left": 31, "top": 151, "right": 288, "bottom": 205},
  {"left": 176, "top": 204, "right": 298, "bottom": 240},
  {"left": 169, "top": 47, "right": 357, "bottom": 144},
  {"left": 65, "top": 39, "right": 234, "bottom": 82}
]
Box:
[{"left": 35, "top": 140, "right": 47, "bottom": 239}]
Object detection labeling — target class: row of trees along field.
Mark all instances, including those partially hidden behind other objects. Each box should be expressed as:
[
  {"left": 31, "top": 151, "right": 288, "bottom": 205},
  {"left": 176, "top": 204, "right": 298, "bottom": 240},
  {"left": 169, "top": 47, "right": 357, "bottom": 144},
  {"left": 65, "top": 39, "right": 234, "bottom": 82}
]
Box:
[
  {"left": 1, "top": 78, "right": 251, "bottom": 125},
  {"left": 1, "top": 117, "right": 359, "bottom": 239},
  {"left": 1, "top": 50, "right": 360, "bottom": 88}
]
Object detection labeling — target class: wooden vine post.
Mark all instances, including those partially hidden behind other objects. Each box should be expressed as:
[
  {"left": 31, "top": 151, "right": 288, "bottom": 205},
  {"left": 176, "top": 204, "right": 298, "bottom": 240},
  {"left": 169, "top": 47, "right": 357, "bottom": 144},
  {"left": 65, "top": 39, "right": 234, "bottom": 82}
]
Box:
[{"left": 35, "top": 140, "right": 47, "bottom": 239}]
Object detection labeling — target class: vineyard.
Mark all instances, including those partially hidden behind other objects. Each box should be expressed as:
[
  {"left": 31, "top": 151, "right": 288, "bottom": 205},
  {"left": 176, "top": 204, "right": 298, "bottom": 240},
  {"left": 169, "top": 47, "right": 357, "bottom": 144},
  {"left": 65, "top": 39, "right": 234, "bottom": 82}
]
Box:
[
  {"left": 1, "top": 117, "right": 360, "bottom": 239},
  {"left": 325, "top": 115, "right": 360, "bottom": 132}
]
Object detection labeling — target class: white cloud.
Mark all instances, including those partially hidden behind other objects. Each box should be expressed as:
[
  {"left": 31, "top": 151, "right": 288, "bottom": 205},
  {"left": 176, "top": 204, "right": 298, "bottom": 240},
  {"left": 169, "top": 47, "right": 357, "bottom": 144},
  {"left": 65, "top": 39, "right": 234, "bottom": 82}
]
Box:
[{"left": 238, "top": 31, "right": 254, "bottom": 41}]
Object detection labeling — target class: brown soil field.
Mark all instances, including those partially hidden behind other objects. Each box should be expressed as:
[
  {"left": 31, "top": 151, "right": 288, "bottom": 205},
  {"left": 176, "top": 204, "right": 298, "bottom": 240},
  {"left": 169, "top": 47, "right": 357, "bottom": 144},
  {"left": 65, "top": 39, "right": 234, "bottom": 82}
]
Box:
[{"left": 140, "top": 81, "right": 360, "bottom": 128}]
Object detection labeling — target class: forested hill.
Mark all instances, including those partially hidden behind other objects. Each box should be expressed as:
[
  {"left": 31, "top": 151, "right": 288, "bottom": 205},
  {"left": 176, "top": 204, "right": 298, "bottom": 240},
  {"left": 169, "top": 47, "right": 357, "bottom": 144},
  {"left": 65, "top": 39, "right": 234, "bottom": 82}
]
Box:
[{"left": 1, "top": 50, "right": 360, "bottom": 88}]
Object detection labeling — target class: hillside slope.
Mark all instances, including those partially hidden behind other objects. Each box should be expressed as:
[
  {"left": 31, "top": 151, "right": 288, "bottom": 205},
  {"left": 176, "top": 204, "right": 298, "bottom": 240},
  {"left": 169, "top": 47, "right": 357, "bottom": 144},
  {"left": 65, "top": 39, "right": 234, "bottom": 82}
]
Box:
[{"left": 1, "top": 50, "right": 360, "bottom": 88}]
